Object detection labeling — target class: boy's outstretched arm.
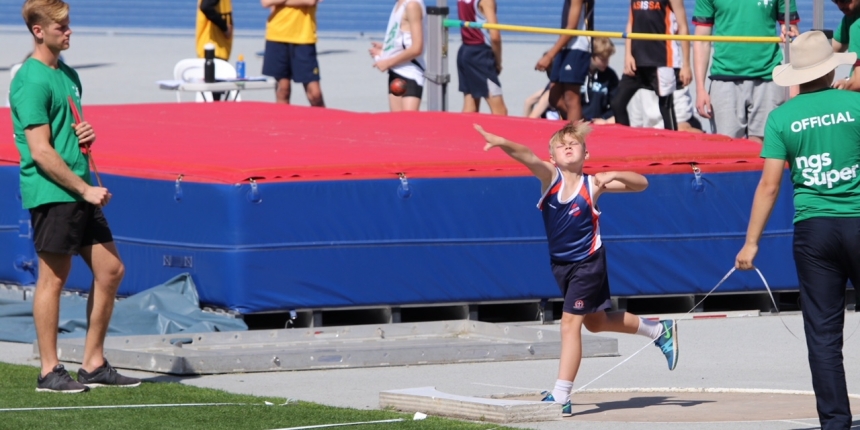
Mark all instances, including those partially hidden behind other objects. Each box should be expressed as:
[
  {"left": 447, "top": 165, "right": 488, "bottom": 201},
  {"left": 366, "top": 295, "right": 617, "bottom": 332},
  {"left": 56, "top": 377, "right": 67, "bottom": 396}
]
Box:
[
  {"left": 592, "top": 171, "right": 648, "bottom": 200},
  {"left": 474, "top": 124, "right": 554, "bottom": 185}
]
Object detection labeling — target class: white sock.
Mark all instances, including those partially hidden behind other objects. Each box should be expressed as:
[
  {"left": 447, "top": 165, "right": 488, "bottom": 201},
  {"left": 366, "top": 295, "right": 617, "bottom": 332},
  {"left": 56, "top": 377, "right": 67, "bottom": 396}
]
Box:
[
  {"left": 637, "top": 317, "right": 662, "bottom": 340},
  {"left": 551, "top": 379, "right": 573, "bottom": 404}
]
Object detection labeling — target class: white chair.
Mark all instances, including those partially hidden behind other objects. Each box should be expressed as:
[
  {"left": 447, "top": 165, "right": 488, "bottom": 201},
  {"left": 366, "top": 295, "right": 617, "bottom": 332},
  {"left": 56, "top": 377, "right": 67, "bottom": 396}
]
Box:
[
  {"left": 6, "top": 63, "right": 23, "bottom": 107},
  {"left": 172, "top": 58, "right": 240, "bottom": 102}
]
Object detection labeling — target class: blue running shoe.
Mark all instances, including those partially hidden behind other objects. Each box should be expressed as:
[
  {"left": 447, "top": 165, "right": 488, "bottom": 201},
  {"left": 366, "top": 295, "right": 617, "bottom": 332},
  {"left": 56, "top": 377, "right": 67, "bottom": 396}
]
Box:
[
  {"left": 540, "top": 391, "right": 573, "bottom": 417},
  {"left": 653, "top": 319, "right": 678, "bottom": 370}
]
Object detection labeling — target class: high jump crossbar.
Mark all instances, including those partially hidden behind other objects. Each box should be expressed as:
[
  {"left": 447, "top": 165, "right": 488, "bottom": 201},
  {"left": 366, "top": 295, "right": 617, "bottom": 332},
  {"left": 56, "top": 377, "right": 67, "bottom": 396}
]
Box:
[{"left": 443, "top": 19, "right": 783, "bottom": 44}]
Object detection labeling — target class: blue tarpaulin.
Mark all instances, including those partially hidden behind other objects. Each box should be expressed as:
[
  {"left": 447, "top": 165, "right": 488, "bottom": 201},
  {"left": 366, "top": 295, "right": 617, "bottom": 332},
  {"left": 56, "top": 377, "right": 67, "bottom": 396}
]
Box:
[{"left": 0, "top": 273, "right": 247, "bottom": 344}]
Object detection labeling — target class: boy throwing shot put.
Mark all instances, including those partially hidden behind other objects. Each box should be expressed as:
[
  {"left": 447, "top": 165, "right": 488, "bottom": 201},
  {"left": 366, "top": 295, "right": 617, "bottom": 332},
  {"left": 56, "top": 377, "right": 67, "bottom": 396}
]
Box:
[{"left": 474, "top": 122, "right": 678, "bottom": 415}]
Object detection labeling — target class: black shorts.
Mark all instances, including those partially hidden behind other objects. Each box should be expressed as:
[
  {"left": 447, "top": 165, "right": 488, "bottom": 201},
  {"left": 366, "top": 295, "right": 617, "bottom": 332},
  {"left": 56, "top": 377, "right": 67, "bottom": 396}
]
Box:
[
  {"left": 29, "top": 202, "right": 114, "bottom": 255},
  {"left": 262, "top": 41, "right": 321, "bottom": 83},
  {"left": 549, "top": 49, "right": 590, "bottom": 86},
  {"left": 620, "top": 66, "right": 682, "bottom": 94},
  {"left": 551, "top": 246, "right": 612, "bottom": 315},
  {"left": 457, "top": 44, "right": 502, "bottom": 99},
  {"left": 388, "top": 70, "right": 423, "bottom": 99}
]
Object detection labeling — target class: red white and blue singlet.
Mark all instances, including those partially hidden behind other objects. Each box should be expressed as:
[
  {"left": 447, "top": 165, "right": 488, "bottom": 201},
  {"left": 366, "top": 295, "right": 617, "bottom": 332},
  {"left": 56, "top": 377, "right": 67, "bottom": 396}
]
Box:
[{"left": 537, "top": 169, "right": 602, "bottom": 263}]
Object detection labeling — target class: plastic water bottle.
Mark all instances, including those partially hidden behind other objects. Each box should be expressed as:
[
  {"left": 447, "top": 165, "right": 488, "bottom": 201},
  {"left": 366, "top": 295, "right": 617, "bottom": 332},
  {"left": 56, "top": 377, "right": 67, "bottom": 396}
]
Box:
[
  {"left": 204, "top": 43, "right": 215, "bottom": 83},
  {"left": 236, "top": 54, "right": 246, "bottom": 79}
]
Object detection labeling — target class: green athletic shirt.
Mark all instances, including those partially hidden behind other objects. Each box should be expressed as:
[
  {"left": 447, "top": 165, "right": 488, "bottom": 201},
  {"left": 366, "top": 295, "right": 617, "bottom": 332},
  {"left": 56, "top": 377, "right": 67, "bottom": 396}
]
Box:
[
  {"left": 761, "top": 88, "right": 860, "bottom": 223},
  {"left": 692, "top": 0, "right": 799, "bottom": 80},
  {"left": 10, "top": 58, "right": 91, "bottom": 209},
  {"left": 835, "top": 13, "right": 860, "bottom": 64}
]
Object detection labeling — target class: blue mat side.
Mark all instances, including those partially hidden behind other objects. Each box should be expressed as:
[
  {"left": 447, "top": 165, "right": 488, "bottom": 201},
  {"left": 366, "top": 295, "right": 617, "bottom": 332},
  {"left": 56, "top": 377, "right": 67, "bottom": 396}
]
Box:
[
  {"left": 0, "top": 166, "right": 797, "bottom": 313},
  {"left": 0, "top": 167, "right": 37, "bottom": 285}
]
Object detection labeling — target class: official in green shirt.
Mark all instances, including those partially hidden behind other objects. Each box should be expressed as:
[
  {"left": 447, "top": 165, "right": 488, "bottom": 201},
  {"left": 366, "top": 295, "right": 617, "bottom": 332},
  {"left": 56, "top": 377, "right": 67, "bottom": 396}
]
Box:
[
  {"left": 736, "top": 31, "right": 860, "bottom": 430},
  {"left": 10, "top": 0, "right": 140, "bottom": 393},
  {"left": 692, "top": 0, "right": 799, "bottom": 142}
]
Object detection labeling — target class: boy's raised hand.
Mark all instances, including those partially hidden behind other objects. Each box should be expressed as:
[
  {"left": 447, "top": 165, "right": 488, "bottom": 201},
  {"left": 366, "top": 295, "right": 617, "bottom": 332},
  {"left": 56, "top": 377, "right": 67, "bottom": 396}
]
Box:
[{"left": 474, "top": 124, "right": 506, "bottom": 151}]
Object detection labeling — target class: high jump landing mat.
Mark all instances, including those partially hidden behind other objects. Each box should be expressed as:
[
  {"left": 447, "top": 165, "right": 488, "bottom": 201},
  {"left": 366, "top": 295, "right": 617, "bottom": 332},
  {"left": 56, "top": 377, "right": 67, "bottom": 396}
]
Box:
[{"left": 0, "top": 102, "right": 795, "bottom": 314}]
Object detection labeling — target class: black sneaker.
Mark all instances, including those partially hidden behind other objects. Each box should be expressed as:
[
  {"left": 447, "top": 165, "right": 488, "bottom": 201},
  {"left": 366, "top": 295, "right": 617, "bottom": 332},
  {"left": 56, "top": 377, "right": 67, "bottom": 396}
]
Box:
[
  {"left": 36, "top": 364, "right": 89, "bottom": 393},
  {"left": 76, "top": 360, "right": 141, "bottom": 388}
]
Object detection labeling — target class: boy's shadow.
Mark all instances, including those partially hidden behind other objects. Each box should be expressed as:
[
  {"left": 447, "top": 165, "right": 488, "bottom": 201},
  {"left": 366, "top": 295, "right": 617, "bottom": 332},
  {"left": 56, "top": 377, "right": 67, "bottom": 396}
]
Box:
[{"left": 573, "top": 396, "right": 713, "bottom": 416}]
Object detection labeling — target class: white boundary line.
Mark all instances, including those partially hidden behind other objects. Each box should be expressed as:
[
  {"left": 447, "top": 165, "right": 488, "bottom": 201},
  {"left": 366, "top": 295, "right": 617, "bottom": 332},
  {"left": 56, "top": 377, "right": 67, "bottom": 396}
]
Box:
[
  {"left": 268, "top": 419, "right": 405, "bottom": 430},
  {"left": 0, "top": 403, "right": 245, "bottom": 412},
  {"left": 575, "top": 387, "right": 860, "bottom": 399}
]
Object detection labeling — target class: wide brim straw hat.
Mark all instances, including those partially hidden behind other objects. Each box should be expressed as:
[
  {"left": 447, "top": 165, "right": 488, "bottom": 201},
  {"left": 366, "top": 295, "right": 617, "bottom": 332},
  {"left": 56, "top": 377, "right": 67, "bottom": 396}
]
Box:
[{"left": 773, "top": 31, "right": 857, "bottom": 87}]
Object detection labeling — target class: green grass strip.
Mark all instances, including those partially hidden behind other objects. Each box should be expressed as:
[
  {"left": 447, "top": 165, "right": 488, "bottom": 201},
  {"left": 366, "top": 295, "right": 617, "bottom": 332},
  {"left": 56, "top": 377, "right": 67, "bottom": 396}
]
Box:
[{"left": 0, "top": 361, "right": 518, "bottom": 430}]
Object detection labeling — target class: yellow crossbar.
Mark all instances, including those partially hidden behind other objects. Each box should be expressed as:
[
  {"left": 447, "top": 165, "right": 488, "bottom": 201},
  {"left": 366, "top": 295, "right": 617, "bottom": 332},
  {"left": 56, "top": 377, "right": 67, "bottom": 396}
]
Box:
[{"left": 444, "top": 19, "right": 783, "bottom": 44}]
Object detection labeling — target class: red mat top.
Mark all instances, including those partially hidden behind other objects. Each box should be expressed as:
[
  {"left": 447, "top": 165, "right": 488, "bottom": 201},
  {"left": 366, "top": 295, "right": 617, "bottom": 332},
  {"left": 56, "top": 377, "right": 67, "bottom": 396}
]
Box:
[{"left": 0, "top": 102, "right": 764, "bottom": 183}]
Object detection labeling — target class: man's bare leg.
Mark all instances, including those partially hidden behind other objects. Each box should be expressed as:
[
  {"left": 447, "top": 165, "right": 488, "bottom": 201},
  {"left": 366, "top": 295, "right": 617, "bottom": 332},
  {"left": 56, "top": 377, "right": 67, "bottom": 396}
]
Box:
[
  {"left": 304, "top": 81, "right": 325, "bottom": 107},
  {"left": 463, "top": 95, "right": 480, "bottom": 113},
  {"left": 33, "top": 252, "right": 72, "bottom": 377},
  {"left": 401, "top": 96, "right": 421, "bottom": 111},
  {"left": 275, "top": 78, "right": 292, "bottom": 104},
  {"left": 563, "top": 84, "right": 583, "bottom": 123},
  {"left": 486, "top": 95, "right": 508, "bottom": 116},
  {"left": 79, "top": 242, "right": 124, "bottom": 372}
]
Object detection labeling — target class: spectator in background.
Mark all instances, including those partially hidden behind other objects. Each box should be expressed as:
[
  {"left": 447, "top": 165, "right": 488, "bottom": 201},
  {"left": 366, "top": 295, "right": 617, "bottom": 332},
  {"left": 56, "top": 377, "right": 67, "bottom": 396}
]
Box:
[
  {"left": 196, "top": 0, "right": 233, "bottom": 101},
  {"left": 196, "top": 0, "right": 233, "bottom": 61},
  {"left": 611, "top": 0, "right": 691, "bottom": 131},
  {"left": 457, "top": 0, "right": 507, "bottom": 115},
  {"left": 261, "top": 0, "right": 325, "bottom": 106},
  {"left": 693, "top": 0, "right": 798, "bottom": 142},
  {"left": 535, "top": 0, "right": 593, "bottom": 123},
  {"left": 369, "top": 0, "right": 426, "bottom": 112},
  {"left": 581, "top": 37, "right": 619, "bottom": 125},
  {"left": 831, "top": 0, "right": 860, "bottom": 91},
  {"left": 628, "top": 87, "right": 703, "bottom": 133},
  {"left": 523, "top": 56, "right": 559, "bottom": 119}
]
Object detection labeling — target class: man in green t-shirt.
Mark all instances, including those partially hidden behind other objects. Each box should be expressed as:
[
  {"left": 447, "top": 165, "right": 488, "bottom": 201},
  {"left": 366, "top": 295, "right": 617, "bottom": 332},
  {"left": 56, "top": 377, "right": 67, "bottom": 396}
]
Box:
[
  {"left": 736, "top": 31, "right": 860, "bottom": 429},
  {"left": 831, "top": 0, "right": 860, "bottom": 91},
  {"left": 10, "top": 0, "right": 140, "bottom": 393},
  {"left": 692, "top": 0, "right": 798, "bottom": 143}
]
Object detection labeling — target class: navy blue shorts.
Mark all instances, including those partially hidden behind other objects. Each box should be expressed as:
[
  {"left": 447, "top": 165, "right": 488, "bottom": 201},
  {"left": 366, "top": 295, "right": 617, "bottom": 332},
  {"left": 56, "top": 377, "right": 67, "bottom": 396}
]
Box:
[
  {"left": 551, "top": 246, "right": 612, "bottom": 315},
  {"left": 29, "top": 202, "right": 114, "bottom": 255},
  {"left": 457, "top": 44, "right": 502, "bottom": 99},
  {"left": 549, "top": 49, "right": 590, "bottom": 86},
  {"left": 262, "top": 41, "right": 320, "bottom": 83}
]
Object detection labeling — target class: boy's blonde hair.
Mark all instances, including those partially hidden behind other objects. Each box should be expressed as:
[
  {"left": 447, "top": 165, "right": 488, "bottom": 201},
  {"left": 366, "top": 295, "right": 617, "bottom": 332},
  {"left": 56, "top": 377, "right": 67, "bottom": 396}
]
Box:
[
  {"left": 22, "top": 0, "right": 69, "bottom": 34},
  {"left": 549, "top": 122, "right": 593, "bottom": 152},
  {"left": 591, "top": 37, "right": 616, "bottom": 59}
]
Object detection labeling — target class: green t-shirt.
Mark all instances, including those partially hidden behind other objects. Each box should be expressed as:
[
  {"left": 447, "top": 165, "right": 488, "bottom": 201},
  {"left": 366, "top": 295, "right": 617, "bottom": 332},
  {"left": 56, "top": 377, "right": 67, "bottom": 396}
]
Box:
[
  {"left": 835, "top": 13, "right": 860, "bottom": 63},
  {"left": 692, "top": 0, "right": 798, "bottom": 80},
  {"left": 762, "top": 88, "right": 860, "bottom": 223},
  {"left": 10, "top": 58, "right": 91, "bottom": 209}
]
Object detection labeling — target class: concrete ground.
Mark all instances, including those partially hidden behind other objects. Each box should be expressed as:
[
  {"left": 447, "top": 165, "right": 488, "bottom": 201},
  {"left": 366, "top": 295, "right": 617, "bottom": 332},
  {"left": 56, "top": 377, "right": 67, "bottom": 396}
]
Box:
[
  {"left": 3, "top": 27, "right": 860, "bottom": 430},
  {"left": 5, "top": 312, "right": 860, "bottom": 429}
]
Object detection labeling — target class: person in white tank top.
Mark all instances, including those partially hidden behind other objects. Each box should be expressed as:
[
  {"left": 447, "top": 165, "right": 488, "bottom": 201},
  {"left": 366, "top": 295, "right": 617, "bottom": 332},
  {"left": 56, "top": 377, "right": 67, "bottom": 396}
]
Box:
[{"left": 369, "top": 0, "right": 427, "bottom": 112}]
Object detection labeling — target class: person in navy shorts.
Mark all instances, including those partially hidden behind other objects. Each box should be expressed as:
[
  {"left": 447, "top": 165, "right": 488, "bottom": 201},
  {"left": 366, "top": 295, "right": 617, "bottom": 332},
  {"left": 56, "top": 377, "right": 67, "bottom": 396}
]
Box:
[
  {"left": 457, "top": 0, "right": 507, "bottom": 115},
  {"left": 261, "top": 0, "right": 325, "bottom": 106},
  {"left": 474, "top": 122, "right": 679, "bottom": 416},
  {"left": 535, "top": 0, "right": 592, "bottom": 123}
]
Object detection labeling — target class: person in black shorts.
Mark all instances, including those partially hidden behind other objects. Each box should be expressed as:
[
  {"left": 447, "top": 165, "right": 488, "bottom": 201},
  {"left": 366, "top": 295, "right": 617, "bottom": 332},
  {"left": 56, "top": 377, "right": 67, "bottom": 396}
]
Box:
[
  {"left": 611, "top": 0, "right": 691, "bottom": 131},
  {"left": 10, "top": 0, "right": 140, "bottom": 393}
]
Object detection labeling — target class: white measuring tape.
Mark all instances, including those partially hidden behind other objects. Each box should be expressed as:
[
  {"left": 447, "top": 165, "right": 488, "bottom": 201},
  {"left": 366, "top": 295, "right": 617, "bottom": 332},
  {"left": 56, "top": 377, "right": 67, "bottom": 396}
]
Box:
[{"left": 572, "top": 266, "right": 803, "bottom": 394}]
